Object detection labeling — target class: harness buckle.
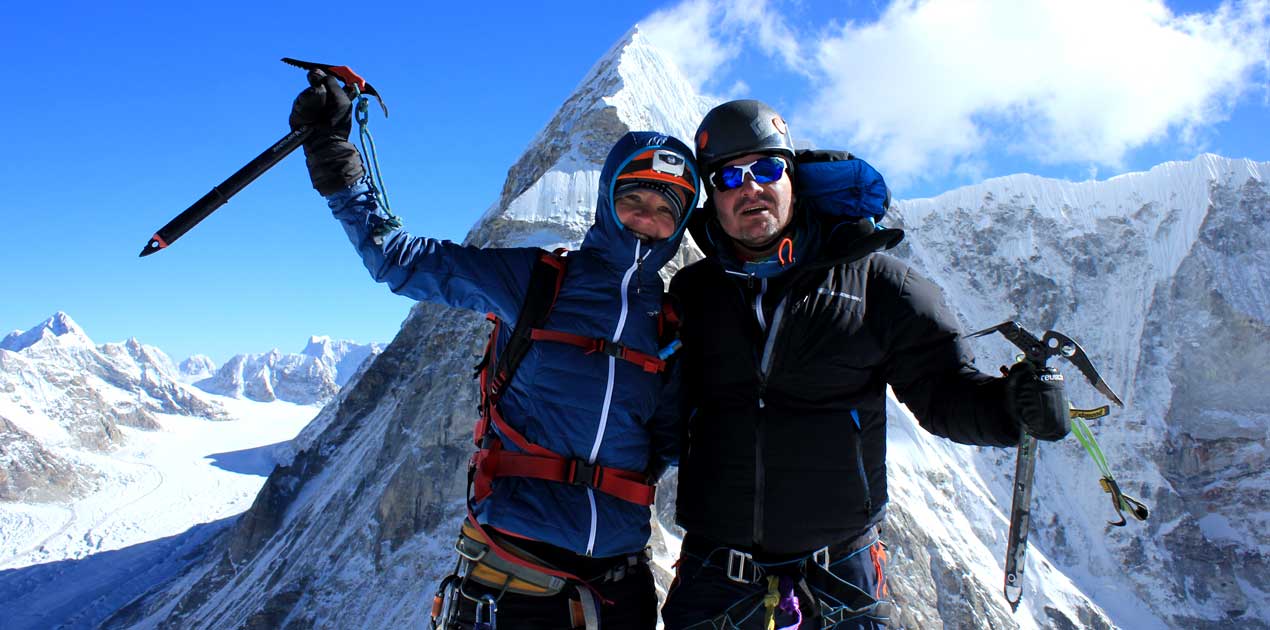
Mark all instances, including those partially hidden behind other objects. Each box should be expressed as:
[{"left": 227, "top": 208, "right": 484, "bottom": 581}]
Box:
[
  {"left": 568, "top": 459, "right": 599, "bottom": 489},
  {"left": 725, "top": 549, "right": 758, "bottom": 584},
  {"left": 812, "top": 546, "right": 830, "bottom": 570},
  {"left": 596, "top": 339, "right": 625, "bottom": 359}
]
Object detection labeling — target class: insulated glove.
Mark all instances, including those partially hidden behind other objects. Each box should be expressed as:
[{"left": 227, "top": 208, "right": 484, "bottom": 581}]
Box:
[
  {"left": 1005, "top": 361, "right": 1071, "bottom": 441},
  {"left": 289, "top": 69, "right": 365, "bottom": 195}
]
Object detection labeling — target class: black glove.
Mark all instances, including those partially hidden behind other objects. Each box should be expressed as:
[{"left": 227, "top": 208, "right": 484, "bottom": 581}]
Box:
[
  {"left": 289, "top": 69, "right": 365, "bottom": 195},
  {"left": 1005, "top": 362, "right": 1071, "bottom": 441}
]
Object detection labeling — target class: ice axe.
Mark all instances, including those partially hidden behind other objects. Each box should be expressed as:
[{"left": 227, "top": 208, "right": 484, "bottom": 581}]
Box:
[
  {"left": 138, "top": 58, "right": 387, "bottom": 257},
  {"left": 968, "top": 321, "right": 1124, "bottom": 612}
]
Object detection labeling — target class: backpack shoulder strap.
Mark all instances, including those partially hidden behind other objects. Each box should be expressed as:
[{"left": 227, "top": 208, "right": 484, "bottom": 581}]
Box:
[{"left": 486, "top": 248, "right": 568, "bottom": 402}]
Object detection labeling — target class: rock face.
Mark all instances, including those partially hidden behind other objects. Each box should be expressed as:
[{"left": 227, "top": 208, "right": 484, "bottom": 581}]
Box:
[
  {"left": 103, "top": 27, "right": 1268, "bottom": 630},
  {"left": 887, "top": 156, "right": 1270, "bottom": 628},
  {"left": 0, "top": 313, "right": 229, "bottom": 502},
  {"left": 194, "top": 339, "right": 382, "bottom": 405}
]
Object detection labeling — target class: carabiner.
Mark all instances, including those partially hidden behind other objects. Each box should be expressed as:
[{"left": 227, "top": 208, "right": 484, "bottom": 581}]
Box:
[{"left": 474, "top": 593, "right": 498, "bottom": 630}]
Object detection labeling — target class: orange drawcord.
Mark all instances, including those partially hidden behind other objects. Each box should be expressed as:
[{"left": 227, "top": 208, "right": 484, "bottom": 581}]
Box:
[{"left": 778, "top": 237, "right": 795, "bottom": 266}]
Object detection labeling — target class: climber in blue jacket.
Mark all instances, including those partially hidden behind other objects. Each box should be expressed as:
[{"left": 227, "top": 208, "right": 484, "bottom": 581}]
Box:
[{"left": 290, "top": 69, "right": 698, "bottom": 629}]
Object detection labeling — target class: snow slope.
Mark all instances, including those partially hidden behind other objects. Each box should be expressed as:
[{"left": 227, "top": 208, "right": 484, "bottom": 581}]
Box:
[{"left": 0, "top": 398, "right": 317, "bottom": 630}]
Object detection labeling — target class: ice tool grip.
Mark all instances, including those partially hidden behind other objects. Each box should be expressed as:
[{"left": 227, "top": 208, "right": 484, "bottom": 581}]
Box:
[
  {"left": 1099, "top": 477, "right": 1151, "bottom": 526},
  {"left": 139, "top": 126, "right": 314, "bottom": 256}
]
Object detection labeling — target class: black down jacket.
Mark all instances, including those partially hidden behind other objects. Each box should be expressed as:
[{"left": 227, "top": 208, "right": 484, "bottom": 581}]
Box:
[{"left": 671, "top": 208, "right": 1020, "bottom": 554}]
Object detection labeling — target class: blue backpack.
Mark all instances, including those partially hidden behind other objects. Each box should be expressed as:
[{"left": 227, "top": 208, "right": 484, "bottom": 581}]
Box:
[{"left": 794, "top": 150, "right": 890, "bottom": 222}]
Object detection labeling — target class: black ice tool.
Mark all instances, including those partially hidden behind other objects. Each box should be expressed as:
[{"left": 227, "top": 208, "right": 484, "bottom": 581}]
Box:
[
  {"left": 968, "top": 321, "right": 1123, "bottom": 611},
  {"left": 139, "top": 58, "right": 386, "bottom": 257}
]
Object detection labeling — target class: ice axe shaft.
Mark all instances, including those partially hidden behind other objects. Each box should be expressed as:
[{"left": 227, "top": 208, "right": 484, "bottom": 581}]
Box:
[
  {"left": 139, "top": 127, "right": 312, "bottom": 257},
  {"left": 139, "top": 57, "right": 386, "bottom": 257}
]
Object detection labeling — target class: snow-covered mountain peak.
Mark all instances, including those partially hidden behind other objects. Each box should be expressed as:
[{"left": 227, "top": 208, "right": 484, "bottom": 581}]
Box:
[
  {"left": 302, "top": 335, "right": 333, "bottom": 358},
  {"left": 580, "top": 25, "right": 710, "bottom": 144},
  {"left": 195, "top": 338, "right": 382, "bottom": 403},
  {"left": 465, "top": 30, "right": 713, "bottom": 250},
  {"left": 900, "top": 153, "right": 1262, "bottom": 229},
  {"left": 178, "top": 355, "right": 216, "bottom": 382},
  {"left": 1, "top": 311, "right": 93, "bottom": 353}
]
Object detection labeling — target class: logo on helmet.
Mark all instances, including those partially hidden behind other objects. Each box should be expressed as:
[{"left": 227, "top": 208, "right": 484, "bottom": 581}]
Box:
[
  {"left": 696, "top": 130, "right": 709, "bottom": 151},
  {"left": 772, "top": 116, "right": 788, "bottom": 135}
]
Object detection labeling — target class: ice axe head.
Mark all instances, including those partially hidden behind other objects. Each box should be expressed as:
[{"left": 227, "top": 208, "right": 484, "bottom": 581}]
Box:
[{"left": 281, "top": 57, "right": 388, "bottom": 117}]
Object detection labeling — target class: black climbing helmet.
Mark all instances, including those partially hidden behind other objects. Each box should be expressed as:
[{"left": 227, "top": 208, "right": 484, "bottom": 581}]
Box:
[{"left": 694, "top": 99, "right": 796, "bottom": 176}]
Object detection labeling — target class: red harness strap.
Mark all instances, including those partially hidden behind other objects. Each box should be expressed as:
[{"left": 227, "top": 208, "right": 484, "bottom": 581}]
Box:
[
  {"left": 472, "top": 403, "right": 655, "bottom": 506},
  {"left": 477, "top": 445, "right": 655, "bottom": 506},
  {"left": 470, "top": 248, "right": 658, "bottom": 511},
  {"left": 529, "top": 328, "right": 666, "bottom": 374}
]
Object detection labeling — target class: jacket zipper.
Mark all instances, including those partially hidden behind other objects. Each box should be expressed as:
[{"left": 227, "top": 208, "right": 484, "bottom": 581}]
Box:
[
  {"left": 753, "top": 294, "right": 789, "bottom": 545},
  {"left": 753, "top": 278, "right": 768, "bottom": 331},
  {"left": 850, "top": 409, "right": 873, "bottom": 515},
  {"left": 584, "top": 240, "right": 642, "bottom": 556}
]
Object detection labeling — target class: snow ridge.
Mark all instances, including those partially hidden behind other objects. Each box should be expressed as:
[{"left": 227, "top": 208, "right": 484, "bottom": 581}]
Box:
[
  {"left": 466, "top": 26, "right": 713, "bottom": 251},
  {"left": 195, "top": 339, "right": 382, "bottom": 404},
  {"left": 1, "top": 312, "right": 92, "bottom": 353}
]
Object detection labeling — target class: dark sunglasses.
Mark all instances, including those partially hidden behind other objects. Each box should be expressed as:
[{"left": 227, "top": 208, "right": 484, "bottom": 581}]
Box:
[{"left": 710, "top": 156, "right": 788, "bottom": 191}]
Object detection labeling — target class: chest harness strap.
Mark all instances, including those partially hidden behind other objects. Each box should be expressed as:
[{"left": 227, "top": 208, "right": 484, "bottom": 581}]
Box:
[{"left": 469, "top": 249, "right": 670, "bottom": 508}]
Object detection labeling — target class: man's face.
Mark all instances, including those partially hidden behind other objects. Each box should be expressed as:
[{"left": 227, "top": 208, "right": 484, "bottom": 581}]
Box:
[
  {"left": 615, "top": 188, "right": 678, "bottom": 241},
  {"left": 711, "top": 153, "right": 794, "bottom": 249}
]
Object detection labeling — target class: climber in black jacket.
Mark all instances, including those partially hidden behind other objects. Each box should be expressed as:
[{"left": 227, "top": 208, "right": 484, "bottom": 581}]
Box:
[{"left": 660, "top": 100, "right": 1072, "bottom": 630}]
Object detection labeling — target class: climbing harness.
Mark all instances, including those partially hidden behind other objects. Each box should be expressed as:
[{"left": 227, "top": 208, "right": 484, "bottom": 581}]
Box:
[
  {"left": 429, "top": 521, "right": 648, "bottom": 630},
  {"left": 432, "top": 249, "right": 681, "bottom": 629},
  {"left": 679, "top": 531, "right": 898, "bottom": 629}
]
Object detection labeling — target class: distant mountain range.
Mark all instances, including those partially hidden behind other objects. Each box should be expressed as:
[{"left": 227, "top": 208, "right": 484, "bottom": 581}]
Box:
[{"left": 0, "top": 312, "right": 380, "bottom": 503}]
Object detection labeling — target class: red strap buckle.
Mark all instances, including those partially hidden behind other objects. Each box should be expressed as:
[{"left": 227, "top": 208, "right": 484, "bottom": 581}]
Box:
[
  {"left": 567, "top": 459, "right": 601, "bottom": 489},
  {"left": 595, "top": 339, "right": 625, "bottom": 359}
]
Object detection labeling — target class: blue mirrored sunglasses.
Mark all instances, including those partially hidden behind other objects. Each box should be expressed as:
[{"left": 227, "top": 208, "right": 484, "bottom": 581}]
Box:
[{"left": 710, "top": 156, "right": 788, "bottom": 191}]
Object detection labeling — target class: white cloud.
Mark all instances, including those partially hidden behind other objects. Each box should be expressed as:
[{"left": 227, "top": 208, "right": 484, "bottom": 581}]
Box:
[
  {"left": 802, "top": 0, "right": 1270, "bottom": 180},
  {"left": 642, "top": 0, "right": 806, "bottom": 96},
  {"left": 642, "top": 0, "right": 738, "bottom": 91}
]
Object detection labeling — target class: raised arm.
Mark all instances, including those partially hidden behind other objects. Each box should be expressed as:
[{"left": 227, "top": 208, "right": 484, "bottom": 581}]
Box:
[
  {"left": 290, "top": 68, "right": 538, "bottom": 320},
  {"left": 327, "top": 184, "right": 538, "bottom": 320}
]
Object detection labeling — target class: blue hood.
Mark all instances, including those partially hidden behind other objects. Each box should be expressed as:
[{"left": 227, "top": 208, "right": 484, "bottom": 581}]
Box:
[{"left": 580, "top": 131, "right": 699, "bottom": 281}]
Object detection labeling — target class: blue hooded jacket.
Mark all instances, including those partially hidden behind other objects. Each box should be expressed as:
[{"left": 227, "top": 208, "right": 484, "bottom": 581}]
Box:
[{"left": 327, "top": 131, "right": 698, "bottom": 557}]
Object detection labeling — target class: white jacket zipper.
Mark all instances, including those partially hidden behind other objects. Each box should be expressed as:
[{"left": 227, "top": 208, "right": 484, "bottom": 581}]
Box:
[{"left": 584, "top": 240, "right": 642, "bottom": 555}]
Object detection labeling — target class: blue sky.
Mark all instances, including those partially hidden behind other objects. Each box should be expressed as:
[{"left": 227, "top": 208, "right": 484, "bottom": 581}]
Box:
[{"left": 2, "top": 0, "right": 1266, "bottom": 365}]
